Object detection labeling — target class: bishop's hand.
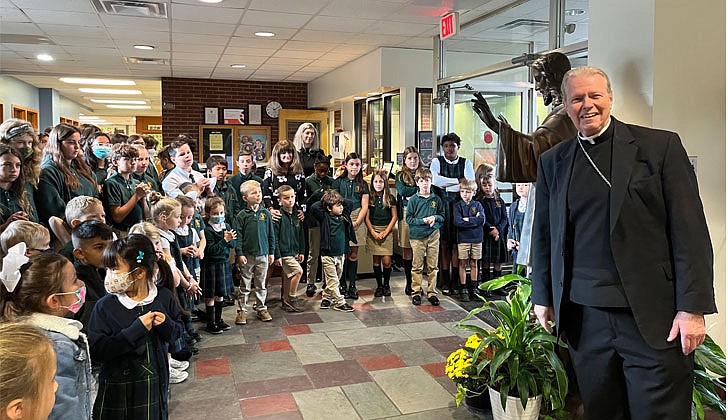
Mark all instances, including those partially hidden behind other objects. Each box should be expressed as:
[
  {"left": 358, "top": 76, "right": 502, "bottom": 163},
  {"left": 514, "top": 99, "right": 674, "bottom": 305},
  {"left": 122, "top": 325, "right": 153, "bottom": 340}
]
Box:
[{"left": 471, "top": 91, "right": 499, "bottom": 132}]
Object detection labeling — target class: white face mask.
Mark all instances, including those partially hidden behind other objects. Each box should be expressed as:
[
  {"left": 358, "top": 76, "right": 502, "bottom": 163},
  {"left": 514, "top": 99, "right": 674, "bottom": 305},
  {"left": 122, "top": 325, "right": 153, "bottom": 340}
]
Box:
[
  {"left": 186, "top": 191, "right": 199, "bottom": 201},
  {"left": 104, "top": 268, "right": 139, "bottom": 294},
  {"left": 147, "top": 149, "right": 157, "bottom": 158}
]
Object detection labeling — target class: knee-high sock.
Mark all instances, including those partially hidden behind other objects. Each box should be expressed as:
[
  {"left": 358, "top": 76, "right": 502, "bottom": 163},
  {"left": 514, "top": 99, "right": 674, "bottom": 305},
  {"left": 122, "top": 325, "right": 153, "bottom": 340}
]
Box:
[
  {"left": 347, "top": 260, "right": 358, "bottom": 288},
  {"left": 403, "top": 259, "right": 412, "bottom": 288},
  {"left": 214, "top": 300, "right": 223, "bottom": 323},
  {"left": 206, "top": 305, "right": 215, "bottom": 327},
  {"left": 373, "top": 265, "right": 383, "bottom": 287},
  {"left": 383, "top": 266, "right": 392, "bottom": 287}
]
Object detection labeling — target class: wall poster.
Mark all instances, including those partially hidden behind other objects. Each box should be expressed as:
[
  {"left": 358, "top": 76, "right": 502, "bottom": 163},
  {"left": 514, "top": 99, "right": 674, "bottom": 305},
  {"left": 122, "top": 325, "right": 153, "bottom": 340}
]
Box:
[{"left": 199, "top": 125, "right": 234, "bottom": 174}]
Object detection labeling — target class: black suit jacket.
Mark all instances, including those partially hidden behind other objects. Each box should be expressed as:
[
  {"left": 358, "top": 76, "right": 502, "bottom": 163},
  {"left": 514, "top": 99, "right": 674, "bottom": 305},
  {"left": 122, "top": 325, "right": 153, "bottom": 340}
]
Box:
[{"left": 531, "top": 118, "right": 717, "bottom": 350}]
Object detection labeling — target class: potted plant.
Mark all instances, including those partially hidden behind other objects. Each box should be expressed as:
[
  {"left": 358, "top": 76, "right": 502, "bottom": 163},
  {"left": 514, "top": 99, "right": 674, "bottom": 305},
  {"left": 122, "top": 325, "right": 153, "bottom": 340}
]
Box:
[
  {"left": 445, "top": 333, "right": 493, "bottom": 411},
  {"left": 692, "top": 333, "right": 726, "bottom": 420},
  {"left": 450, "top": 273, "right": 568, "bottom": 420}
]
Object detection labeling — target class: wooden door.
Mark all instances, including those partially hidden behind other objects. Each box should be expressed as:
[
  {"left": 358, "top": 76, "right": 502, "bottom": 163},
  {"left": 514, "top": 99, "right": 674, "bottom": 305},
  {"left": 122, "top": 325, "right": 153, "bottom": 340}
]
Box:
[{"left": 278, "top": 109, "right": 329, "bottom": 154}]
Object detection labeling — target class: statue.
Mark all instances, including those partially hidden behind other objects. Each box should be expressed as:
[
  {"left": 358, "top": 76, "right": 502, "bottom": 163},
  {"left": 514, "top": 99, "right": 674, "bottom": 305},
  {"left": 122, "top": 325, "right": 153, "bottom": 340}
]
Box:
[{"left": 472, "top": 52, "right": 577, "bottom": 183}]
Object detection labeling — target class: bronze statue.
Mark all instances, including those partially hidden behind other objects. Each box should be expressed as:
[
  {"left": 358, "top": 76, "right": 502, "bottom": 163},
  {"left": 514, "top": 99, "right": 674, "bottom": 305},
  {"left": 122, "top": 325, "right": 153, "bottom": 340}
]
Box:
[{"left": 472, "top": 52, "right": 577, "bottom": 182}]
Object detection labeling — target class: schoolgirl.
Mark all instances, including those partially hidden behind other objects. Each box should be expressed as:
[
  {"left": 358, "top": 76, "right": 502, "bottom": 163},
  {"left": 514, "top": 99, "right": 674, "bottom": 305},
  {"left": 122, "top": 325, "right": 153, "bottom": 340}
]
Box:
[
  {"left": 0, "top": 246, "right": 94, "bottom": 419},
  {"left": 365, "top": 170, "right": 397, "bottom": 297},
  {"left": 0, "top": 144, "right": 37, "bottom": 231},
  {"left": 477, "top": 174, "right": 508, "bottom": 292},
  {"left": 332, "top": 152, "right": 369, "bottom": 299},
  {"left": 394, "top": 146, "right": 422, "bottom": 295},
  {"left": 87, "top": 234, "right": 183, "bottom": 419}
]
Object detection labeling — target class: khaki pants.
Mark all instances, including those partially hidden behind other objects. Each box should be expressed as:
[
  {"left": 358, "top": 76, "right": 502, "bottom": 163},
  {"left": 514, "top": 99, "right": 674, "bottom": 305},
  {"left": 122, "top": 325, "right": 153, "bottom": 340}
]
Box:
[
  {"left": 239, "top": 255, "right": 269, "bottom": 312},
  {"left": 411, "top": 230, "right": 440, "bottom": 297},
  {"left": 320, "top": 255, "right": 346, "bottom": 306},
  {"left": 306, "top": 226, "right": 320, "bottom": 285}
]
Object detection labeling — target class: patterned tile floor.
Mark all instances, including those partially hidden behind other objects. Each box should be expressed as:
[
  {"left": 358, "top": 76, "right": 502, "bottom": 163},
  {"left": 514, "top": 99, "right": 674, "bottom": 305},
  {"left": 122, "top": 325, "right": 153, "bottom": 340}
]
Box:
[{"left": 168, "top": 271, "right": 494, "bottom": 419}]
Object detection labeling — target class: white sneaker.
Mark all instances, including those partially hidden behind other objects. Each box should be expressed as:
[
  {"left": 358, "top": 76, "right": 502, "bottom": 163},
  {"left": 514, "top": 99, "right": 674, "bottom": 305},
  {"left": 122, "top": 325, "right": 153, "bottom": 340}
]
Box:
[
  {"left": 169, "top": 366, "right": 189, "bottom": 384},
  {"left": 169, "top": 358, "right": 189, "bottom": 371}
]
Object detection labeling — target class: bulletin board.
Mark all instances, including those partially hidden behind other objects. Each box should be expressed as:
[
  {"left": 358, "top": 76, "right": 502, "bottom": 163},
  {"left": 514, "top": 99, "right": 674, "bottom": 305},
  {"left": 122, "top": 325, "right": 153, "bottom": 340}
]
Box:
[{"left": 199, "top": 125, "right": 234, "bottom": 174}]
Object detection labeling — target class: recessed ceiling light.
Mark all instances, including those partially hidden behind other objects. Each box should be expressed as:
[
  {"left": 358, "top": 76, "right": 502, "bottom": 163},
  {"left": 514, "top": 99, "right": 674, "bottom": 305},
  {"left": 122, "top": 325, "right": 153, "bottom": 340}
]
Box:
[
  {"left": 133, "top": 45, "right": 155, "bottom": 50},
  {"left": 106, "top": 105, "right": 152, "bottom": 109},
  {"left": 255, "top": 32, "right": 275, "bottom": 37},
  {"left": 199, "top": 0, "right": 223, "bottom": 3},
  {"left": 61, "top": 78, "right": 136, "bottom": 86},
  {"left": 89, "top": 99, "right": 148, "bottom": 104},
  {"left": 79, "top": 88, "right": 142, "bottom": 95},
  {"left": 565, "top": 9, "right": 585, "bottom": 16},
  {"left": 37, "top": 54, "right": 53, "bottom": 61},
  {"left": 230, "top": 64, "right": 246, "bottom": 68}
]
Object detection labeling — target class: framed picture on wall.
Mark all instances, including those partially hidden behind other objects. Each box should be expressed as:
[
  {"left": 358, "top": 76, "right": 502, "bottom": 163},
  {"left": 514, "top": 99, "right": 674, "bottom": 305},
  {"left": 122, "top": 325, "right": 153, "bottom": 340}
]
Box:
[
  {"left": 234, "top": 126, "right": 272, "bottom": 170},
  {"left": 199, "top": 125, "right": 234, "bottom": 173},
  {"left": 223, "top": 108, "right": 246, "bottom": 125},
  {"left": 204, "top": 107, "right": 218, "bottom": 124}
]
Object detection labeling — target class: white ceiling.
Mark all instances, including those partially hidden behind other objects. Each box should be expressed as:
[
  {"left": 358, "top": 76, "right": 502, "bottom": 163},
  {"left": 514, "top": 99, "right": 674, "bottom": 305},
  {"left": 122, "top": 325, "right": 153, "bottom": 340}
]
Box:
[{"left": 0, "top": 0, "right": 588, "bottom": 126}]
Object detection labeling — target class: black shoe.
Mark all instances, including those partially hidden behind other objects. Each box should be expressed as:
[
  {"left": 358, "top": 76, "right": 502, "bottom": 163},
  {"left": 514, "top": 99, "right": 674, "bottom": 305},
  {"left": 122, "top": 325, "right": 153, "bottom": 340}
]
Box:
[
  {"left": 347, "top": 286, "right": 359, "bottom": 300},
  {"left": 190, "top": 332, "right": 203, "bottom": 342},
  {"left": 459, "top": 289, "right": 470, "bottom": 302},
  {"left": 339, "top": 285, "right": 347, "bottom": 296},
  {"left": 320, "top": 299, "right": 332, "bottom": 309},
  {"left": 412, "top": 295, "right": 422, "bottom": 306},
  {"left": 333, "top": 303, "right": 355, "bottom": 312},
  {"left": 205, "top": 324, "right": 223, "bottom": 335},
  {"left": 383, "top": 285, "right": 391, "bottom": 296},
  {"left": 190, "top": 346, "right": 199, "bottom": 355},
  {"left": 223, "top": 297, "right": 235, "bottom": 307},
  {"left": 428, "top": 295, "right": 440, "bottom": 306},
  {"left": 404, "top": 286, "right": 412, "bottom": 296},
  {"left": 305, "top": 283, "right": 317, "bottom": 297},
  {"left": 217, "top": 320, "right": 231, "bottom": 331},
  {"left": 374, "top": 287, "right": 383, "bottom": 297}
]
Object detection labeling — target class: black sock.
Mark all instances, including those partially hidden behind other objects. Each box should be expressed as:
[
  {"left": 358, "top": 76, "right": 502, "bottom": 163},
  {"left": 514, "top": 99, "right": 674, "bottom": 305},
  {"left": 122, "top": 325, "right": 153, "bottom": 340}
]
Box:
[
  {"left": 341, "top": 260, "right": 348, "bottom": 289},
  {"left": 347, "top": 260, "right": 358, "bottom": 288},
  {"left": 214, "top": 300, "right": 223, "bottom": 323},
  {"left": 493, "top": 269, "right": 502, "bottom": 279},
  {"left": 206, "top": 305, "right": 215, "bottom": 327},
  {"left": 373, "top": 265, "right": 383, "bottom": 287},
  {"left": 403, "top": 259, "right": 412, "bottom": 287},
  {"left": 450, "top": 268, "right": 459, "bottom": 290},
  {"left": 383, "top": 266, "right": 392, "bottom": 287}
]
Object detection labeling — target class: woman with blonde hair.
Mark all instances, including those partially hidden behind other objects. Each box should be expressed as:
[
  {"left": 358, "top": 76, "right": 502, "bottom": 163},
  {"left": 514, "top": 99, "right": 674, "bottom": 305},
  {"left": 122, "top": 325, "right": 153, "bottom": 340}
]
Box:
[{"left": 292, "top": 122, "right": 321, "bottom": 177}]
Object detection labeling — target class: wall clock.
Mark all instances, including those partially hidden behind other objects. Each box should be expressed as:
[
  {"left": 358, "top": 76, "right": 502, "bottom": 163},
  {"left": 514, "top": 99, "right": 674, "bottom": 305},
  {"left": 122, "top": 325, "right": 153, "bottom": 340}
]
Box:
[{"left": 266, "top": 101, "right": 282, "bottom": 118}]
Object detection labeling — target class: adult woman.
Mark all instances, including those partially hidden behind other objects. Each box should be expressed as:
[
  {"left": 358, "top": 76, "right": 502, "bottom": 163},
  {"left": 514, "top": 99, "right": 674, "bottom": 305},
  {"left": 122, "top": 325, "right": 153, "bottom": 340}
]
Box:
[
  {"left": 36, "top": 123, "right": 98, "bottom": 227},
  {"left": 0, "top": 118, "right": 42, "bottom": 189},
  {"left": 395, "top": 146, "right": 422, "bottom": 295},
  {"left": 262, "top": 140, "right": 306, "bottom": 220},
  {"left": 82, "top": 130, "right": 112, "bottom": 188},
  {"left": 292, "top": 123, "right": 321, "bottom": 177}
]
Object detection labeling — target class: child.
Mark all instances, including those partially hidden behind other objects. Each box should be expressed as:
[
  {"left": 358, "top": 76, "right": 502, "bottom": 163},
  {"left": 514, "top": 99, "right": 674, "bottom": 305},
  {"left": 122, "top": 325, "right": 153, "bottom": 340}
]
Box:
[
  {"left": 49, "top": 195, "right": 106, "bottom": 258},
  {"left": 0, "top": 248, "right": 95, "bottom": 419},
  {"left": 453, "top": 179, "right": 485, "bottom": 302},
  {"left": 365, "top": 171, "right": 397, "bottom": 297},
  {"left": 309, "top": 189, "right": 355, "bottom": 312},
  {"left": 508, "top": 183, "right": 530, "bottom": 274},
  {"left": 229, "top": 150, "right": 263, "bottom": 209},
  {"left": 332, "top": 152, "right": 369, "bottom": 299},
  {"left": 207, "top": 155, "right": 239, "bottom": 222},
  {"left": 0, "top": 144, "right": 37, "bottom": 233},
  {"left": 0, "top": 220, "right": 52, "bottom": 258},
  {"left": 131, "top": 145, "right": 163, "bottom": 194},
  {"left": 478, "top": 175, "right": 508, "bottom": 294},
  {"left": 71, "top": 220, "right": 114, "bottom": 329},
  {"left": 395, "top": 146, "right": 422, "bottom": 296},
  {"left": 87, "top": 235, "right": 183, "bottom": 419},
  {"left": 303, "top": 153, "right": 332, "bottom": 297},
  {"left": 232, "top": 180, "right": 275, "bottom": 324},
  {"left": 274, "top": 185, "right": 306, "bottom": 312},
  {"left": 0, "top": 322, "right": 58, "bottom": 420},
  {"left": 201, "top": 197, "right": 237, "bottom": 334},
  {"left": 102, "top": 144, "right": 150, "bottom": 232},
  {"left": 174, "top": 196, "right": 202, "bottom": 282},
  {"left": 406, "top": 168, "right": 445, "bottom": 306},
  {"left": 161, "top": 140, "right": 212, "bottom": 205}
]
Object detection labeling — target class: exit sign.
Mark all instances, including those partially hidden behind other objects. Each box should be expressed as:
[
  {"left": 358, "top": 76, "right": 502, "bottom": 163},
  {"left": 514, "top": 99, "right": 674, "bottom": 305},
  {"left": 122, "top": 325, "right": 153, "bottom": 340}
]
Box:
[{"left": 440, "top": 12, "right": 459, "bottom": 40}]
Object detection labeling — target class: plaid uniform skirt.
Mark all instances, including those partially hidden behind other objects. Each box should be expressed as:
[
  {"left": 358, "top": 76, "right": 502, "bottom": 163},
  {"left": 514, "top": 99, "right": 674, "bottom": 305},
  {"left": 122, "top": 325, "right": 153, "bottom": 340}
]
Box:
[
  {"left": 482, "top": 234, "right": 507, "bottom": 263},
  {"left": 202, "top": 260, "right": 234, "bottom": 298},
  {"left": 93, "top": 358, "right": 163, "bottom": 419}
]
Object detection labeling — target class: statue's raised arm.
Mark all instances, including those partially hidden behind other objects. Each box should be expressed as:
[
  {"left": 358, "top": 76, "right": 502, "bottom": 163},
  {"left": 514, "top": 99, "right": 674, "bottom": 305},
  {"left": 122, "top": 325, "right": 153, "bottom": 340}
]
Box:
[{"left": 471, "top": 52, "right": 577, "bottom": 182}]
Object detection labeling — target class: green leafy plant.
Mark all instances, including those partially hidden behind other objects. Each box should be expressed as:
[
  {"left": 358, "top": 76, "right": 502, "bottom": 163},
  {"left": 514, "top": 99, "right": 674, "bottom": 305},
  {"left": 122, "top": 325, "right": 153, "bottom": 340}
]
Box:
[
  {"left": 452, "top": 273, "right": 568, "bottom": 417},
  {"left": 692, "top": 333, "right": 726, "bottom": 420}
]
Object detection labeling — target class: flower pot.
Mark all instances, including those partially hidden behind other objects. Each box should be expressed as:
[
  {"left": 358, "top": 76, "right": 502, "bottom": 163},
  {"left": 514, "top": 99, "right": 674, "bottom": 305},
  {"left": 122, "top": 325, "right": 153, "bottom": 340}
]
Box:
[
  {"left": 488, "top": 387, "right": 542, "bottom": 420},
  {"left": 464, "top": 390, "right": 492, "bottom": 413}
]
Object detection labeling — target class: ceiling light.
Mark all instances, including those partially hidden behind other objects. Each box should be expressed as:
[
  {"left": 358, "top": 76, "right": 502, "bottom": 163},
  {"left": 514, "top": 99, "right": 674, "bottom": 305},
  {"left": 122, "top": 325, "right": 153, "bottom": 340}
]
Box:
[
  {"left": 106, "top": 105, "right": 152, "bottom": 109},
  {"left": 255, "top": 32, "right": 275, "bottom": 37},
  {"left": 353, "top": 96, "right": 366, "bottom": 100},
  {"left": 89, "top": 99, "right": 148, "bottom": 104},
  {"left": 79, "top": 88, "right": 142, "bottom": 94},
  {"left": 62, "top": 77, "right": 136, "bottom": 85},
  {"left": 230, "top": 64, "right": 246, "bottom": 68},
  {"left": 199, "top": 0, "right": 223, "bottom": 3},
  {"left": 565, "top": 9, "right": 585, "bottom": 16},
  {"left": 37, "top": 54, "right": 53, "bottom": 61},
  {"left": 133, "top": 45, "right": 155, "bottom": 50},
  {"left": 79, "top": 116, "right": 100, "bottom": 120}
]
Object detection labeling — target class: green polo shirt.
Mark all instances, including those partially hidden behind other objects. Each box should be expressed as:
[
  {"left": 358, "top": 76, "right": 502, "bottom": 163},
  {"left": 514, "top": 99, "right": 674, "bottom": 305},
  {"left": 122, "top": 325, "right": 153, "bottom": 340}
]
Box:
[
  {"left": 232, "top": 205, "right": 275, "bottom": 257},
  {"left": 368, "top": 196, "right": 393, "bottom": 226},
  {"left": 324, "top": 215, "right": 347, "bottom": 257},
  {"left": 229, "top": 171, "right": 264, "bottom": 208},
  {"left": 333, "top": 177, "right": 369, "bottom": 211},
  {"left": 102, "top": 173, "right": 143, "bottom": 230}
]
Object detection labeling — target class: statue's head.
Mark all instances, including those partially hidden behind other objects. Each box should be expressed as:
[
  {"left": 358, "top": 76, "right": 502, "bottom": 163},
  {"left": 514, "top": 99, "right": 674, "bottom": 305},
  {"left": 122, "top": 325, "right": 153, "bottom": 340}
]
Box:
[{"left": 531, "top": 52, "right": 571, "bottom": 106}]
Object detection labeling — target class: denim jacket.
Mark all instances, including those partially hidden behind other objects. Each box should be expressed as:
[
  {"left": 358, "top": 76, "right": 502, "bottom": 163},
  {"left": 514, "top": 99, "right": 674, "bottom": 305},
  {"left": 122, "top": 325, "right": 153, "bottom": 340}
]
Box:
[{"left": 28, "top": 313, "right": 96, "bottom": 420}]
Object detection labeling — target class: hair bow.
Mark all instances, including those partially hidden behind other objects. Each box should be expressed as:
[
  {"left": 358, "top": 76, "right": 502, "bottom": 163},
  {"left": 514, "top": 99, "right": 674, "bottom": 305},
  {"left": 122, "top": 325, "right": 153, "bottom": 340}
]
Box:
[
  {"left": 136, "top": 251, "right": 144, "bottom": 263},
  {"left": 0, "top": 243, "right": 30, "bottom": 293}
]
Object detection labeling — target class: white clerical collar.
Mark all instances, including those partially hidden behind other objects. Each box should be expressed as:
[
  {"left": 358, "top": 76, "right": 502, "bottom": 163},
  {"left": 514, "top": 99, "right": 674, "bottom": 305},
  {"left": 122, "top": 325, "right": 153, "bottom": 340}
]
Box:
[{"left": 577, "top": 118, "right": 612, "bottom": 144}]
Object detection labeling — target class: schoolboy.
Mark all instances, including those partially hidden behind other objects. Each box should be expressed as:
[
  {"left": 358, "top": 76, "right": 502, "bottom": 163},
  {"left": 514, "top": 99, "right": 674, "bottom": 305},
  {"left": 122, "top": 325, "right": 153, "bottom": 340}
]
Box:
[
  {"left": 309, "top": 190, "right": 356, "bottom": 312},
  {"left": 53, "top": 196, "right": 108, "bottom": 262},
  {"left": 405, "top": 168, "right": 445, "bottom": 306},
  {"left": 102, "top": 143, "right": 150, "bottom": 232},
  {"left": 303, "top": 153, "right": 333, "bottom": 297},
  {"left": 207, "top": 155, "right": 239, "bottom": 222},
  {"left": 274, "top": 185, "right": 306, "bottom": 312},
  {"left": 71, "top": 220, "right": 114, "bottom": 330},
  {"left": 452, "top": 179, "right": 485, "bottom": 302},
  {"left": 232, "top": 180, "right": 276, "bottom": 324},
  {"left": 132, "top": 145, "right": 163, "bottom": 193},
  {"left": 229, "top": 150, "right": 263, "bottom": 207}
]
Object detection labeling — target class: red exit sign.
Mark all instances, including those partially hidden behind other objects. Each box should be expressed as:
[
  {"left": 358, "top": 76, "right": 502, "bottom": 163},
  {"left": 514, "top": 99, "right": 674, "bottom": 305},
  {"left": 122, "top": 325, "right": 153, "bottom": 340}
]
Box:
[{"left": 440, "top": 12, "right": 459, "bottom": 40}]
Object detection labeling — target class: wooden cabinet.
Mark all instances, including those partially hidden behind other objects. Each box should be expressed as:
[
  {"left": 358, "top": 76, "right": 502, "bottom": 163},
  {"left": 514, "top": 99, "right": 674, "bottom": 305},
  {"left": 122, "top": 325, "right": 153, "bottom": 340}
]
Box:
[
  {"left": 11, "top": 105, "right": 39, "bottom": 129},
  {"left": 60, "top": 117, "right": 79, "bottom": 126}
]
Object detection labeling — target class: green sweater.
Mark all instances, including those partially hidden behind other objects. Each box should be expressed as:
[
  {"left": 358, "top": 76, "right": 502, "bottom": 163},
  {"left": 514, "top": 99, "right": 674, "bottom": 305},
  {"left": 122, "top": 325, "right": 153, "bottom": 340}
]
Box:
[
  {"left": 203, "top": 222, "right": 236, "bottom": 262},
  {"left": 274, "top": 208, "right": 305, "bottom": 259},
  {"left": 232, "top": 205, "right": 275, "bottom": 257},
  {"left": 304, "top": 174, "right": 333, "bottom": 227},
  {"left": 36, "top": 161, "right": 98, "bottom": 227},
  {"left": 406, "top": 193, "right": 445, "bottom": 240},
  {"left": 229, "top": 172, "right": 263, "bottom": 208}
]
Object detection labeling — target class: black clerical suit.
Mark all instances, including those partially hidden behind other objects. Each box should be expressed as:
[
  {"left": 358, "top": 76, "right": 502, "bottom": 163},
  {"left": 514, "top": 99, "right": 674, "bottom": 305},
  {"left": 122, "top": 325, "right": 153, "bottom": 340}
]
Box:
[{"left": 531, "top": 117, "right": 716, "bottom": 419}]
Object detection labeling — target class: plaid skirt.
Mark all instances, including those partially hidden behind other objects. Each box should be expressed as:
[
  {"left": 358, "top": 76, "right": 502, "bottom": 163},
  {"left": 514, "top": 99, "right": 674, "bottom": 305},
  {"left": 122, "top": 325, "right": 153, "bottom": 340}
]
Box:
[
  {"left": 202, "top": 260, "right": 234, "bottom": 298},
  {"left": 482, "top": 235, "right": 507, "bottom": 263},
  {"left": 93, "top": 359, "right": 164, "bottom": 420}
]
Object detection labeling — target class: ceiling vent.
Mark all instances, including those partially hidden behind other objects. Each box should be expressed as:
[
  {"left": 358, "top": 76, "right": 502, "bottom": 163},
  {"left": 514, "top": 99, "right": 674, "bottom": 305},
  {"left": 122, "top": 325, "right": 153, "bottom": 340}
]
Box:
[
  {"left": 497, "top": 19, "right": 549, "bottom": 31},
  {"left": 124, "top": 56, "right": 169, "bottom": 65},
  {"left": 91, "top": 0, "right": 168, "bottom": 18}
]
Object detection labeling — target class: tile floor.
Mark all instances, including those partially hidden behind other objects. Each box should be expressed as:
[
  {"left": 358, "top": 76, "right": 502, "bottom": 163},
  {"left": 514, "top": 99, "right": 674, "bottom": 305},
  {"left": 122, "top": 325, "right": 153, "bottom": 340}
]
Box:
[{"left": 168, "top": 271, "right": 493, "bottom": 419}]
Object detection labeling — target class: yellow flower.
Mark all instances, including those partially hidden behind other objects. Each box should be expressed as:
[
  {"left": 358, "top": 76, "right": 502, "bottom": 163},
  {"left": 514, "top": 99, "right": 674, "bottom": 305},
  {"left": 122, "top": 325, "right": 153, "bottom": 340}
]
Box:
[{"left": 465, "top": 334, "right": 482, "bottom": 349}]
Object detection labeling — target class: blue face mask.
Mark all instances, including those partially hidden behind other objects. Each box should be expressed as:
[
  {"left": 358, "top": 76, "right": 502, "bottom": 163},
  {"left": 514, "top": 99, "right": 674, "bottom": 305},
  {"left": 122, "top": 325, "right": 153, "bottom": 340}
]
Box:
[
  {"left": 210, "top": 215, "right": 225, "bottom": 224},
  {"left": 93, "top": 145, "right": 112, "bottom": 160}
]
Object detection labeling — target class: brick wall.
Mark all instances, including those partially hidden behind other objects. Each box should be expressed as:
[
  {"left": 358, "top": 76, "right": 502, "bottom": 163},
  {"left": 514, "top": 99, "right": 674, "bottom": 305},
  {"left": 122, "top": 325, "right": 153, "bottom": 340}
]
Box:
[{"left": 161, "top": 77, "right": 308, "bottom": 145}]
